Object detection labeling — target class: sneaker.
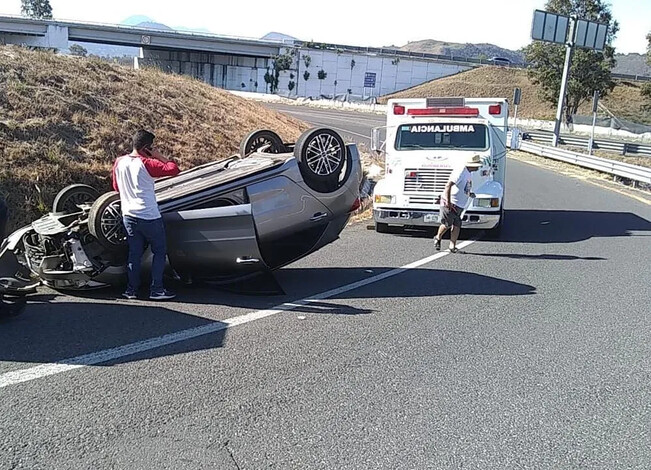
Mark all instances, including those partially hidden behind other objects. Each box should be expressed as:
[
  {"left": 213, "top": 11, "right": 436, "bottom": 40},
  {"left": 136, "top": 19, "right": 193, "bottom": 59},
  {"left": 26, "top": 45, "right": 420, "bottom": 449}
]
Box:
[
  {"left": 122, "top": 290, "right": 137, "bottom": 300},
  {"left": 434, "top": 237, "right": 441, "bottom": 251},
  {"left": 149, "top": 289, "right": 176, "bottom": 301}
]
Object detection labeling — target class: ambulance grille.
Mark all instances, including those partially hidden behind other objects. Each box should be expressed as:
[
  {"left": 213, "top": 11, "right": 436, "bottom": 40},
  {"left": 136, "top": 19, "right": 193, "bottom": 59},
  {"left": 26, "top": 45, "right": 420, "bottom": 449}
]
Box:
[
  {"left": 409, "top": 196, "right": 436, "bottom": 205},
  {"left": 403, "top": 168, "right": 452, "bottom": 194}
]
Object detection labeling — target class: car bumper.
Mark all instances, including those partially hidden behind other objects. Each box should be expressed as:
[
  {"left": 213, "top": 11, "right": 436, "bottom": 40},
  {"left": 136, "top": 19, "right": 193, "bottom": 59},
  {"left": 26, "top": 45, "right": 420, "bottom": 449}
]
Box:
[{"left": 373, "top": 208, "right": 500, "bottom": 230}]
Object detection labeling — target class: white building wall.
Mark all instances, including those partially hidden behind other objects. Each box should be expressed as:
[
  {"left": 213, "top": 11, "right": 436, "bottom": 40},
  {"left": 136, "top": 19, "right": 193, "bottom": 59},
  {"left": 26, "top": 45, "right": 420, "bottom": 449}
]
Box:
[{"left": 140, "top": 46, "right": 470, "bottom": 99}]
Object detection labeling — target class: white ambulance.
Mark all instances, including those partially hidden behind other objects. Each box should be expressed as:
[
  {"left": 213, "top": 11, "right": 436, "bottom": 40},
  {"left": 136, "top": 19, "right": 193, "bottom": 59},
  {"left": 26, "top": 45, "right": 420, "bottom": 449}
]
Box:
[{"left": 371, "top": 97, "right": 508, "bottom": 235}]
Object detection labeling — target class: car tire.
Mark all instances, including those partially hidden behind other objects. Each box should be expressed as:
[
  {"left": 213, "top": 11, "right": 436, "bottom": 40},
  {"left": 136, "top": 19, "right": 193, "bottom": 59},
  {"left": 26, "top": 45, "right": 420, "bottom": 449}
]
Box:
[
  {"left": 295, "top": 128, "right": 347, "bottom": 193},
  {"left": 52, "top": 184, "right": 100, "bottom": 214},
  {"left": 240, "top": 129, "right": 286, "bottom": 156},
  {"left": 88, "top": 192, "right": 127, "bottom": 250}
]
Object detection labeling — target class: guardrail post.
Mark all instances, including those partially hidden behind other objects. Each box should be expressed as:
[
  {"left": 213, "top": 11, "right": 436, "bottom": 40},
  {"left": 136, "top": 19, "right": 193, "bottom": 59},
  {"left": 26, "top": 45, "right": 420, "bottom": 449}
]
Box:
[{"left": 621, "top": 143, "right": 627, "bottom": 156}]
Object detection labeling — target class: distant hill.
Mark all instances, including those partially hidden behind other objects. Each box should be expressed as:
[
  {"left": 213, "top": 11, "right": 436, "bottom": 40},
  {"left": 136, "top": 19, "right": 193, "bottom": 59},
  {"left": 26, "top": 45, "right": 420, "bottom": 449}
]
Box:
[
  {"left": 262, "top": 32, "right": 300, "bottom": 43},
  {"left": 121, "top": 15, "right": 210, "bottom": 34},
  {"left": 121, "top": 15, "right": 153, "bottom": 26},
  {"left": 71, "top": 41, "right": 139, "bottom": 58},
  {"left": 399, "top": 39, "right": 526, "bottom": 64},
  {"left": 133, "top": 21, "right": 174, "bottom": 31},
  {"left": 398, "top": 39, "right": 650, "bottom": 77},
  {"left": 613, "top": 53, "right": 651, "bottom": 76}
]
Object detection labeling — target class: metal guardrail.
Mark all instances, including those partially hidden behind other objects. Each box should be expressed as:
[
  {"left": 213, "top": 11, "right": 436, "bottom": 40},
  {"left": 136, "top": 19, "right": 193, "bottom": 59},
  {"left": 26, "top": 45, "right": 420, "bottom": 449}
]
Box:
[
  {"left": 522, "top": 131, "right": 651, "bottom": 157},
  {"left": 508, "top": 133, "right": 651, "bottom": 184},
  {"left": 612, "top": 73, "right": 651, "bottom": 82}
]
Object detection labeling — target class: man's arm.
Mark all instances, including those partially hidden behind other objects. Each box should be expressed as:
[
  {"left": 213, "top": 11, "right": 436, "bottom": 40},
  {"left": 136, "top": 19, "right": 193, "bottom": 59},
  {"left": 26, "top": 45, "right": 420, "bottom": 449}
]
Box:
[
  {"left": 141, "top": 149, "right": 180, "bottom": 178},
  {"left": 111, "top": 158, "right": 120, "bottom": 192},
  {"left": 443, "top": 181, "right": 453, "bottom": 209}
]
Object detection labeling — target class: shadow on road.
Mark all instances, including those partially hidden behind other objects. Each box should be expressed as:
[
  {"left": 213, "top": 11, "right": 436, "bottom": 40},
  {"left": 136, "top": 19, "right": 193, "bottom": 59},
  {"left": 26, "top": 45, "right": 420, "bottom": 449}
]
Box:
[
  {"left": 0, "top": 268, "right": 535, "bottom": 367},
  {"left": 464, "top": 253, "right": 606, "bottom": 261},
  {"left": 496, "top": 210, "right": 650, "bottom": 243}
]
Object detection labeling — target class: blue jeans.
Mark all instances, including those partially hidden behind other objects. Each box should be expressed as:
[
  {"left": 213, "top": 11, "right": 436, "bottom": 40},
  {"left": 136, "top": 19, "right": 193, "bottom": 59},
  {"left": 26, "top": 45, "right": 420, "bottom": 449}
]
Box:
[{"left": 122, "top": 216, "right": 167, "bottom": 293}]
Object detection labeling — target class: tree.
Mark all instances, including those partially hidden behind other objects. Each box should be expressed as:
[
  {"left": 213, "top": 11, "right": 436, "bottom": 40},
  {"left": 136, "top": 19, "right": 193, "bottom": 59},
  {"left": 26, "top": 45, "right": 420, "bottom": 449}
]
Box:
[
  {"left": 523, "top": 0, "right": 619, "bottom": 124},
  {"left": 317, "top": 69, "right": 327, "bottom": 96},
  {"left": 69, "top": 44, "right": 88, "bottom": 57},
  {"left": 21, "top": 0, "right": 53, "bottom": 19},
  {"left": 642, "top": 32, "right": 651, "bottom": 101},
  {"left": 267, "top": 50, "right": 295, "bottom": 93}
]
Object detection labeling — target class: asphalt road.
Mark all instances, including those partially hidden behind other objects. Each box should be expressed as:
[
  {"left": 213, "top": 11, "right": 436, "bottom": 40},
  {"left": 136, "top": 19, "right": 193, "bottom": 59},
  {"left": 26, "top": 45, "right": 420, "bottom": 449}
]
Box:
[{"left": 1, "top": 104, "right": 650, "bottom": 469}]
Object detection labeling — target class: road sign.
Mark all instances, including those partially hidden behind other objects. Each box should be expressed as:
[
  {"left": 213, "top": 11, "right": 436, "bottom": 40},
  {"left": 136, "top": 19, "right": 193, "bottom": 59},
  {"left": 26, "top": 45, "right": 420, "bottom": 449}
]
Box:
[
  {"left": 531, "top": 9, "right": 610, "bottom": 146},
  {"left": 574, "top": 19, "right": 608, "bottom": 51},
  {"left": 513, "top": 87, "right": 521, "bottom": 105},
  {"left": 364, "top": 72, "right": 376, "bottom": 88},
  {"left": 531, "top": 10, "right": 570, "bottom": 44}
]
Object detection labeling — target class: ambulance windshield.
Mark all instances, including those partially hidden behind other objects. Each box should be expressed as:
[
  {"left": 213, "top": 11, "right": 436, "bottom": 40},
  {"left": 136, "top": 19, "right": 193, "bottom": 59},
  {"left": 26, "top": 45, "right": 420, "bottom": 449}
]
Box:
[{"left": 395, "top": 123, "right": 488, "bottom": 150}]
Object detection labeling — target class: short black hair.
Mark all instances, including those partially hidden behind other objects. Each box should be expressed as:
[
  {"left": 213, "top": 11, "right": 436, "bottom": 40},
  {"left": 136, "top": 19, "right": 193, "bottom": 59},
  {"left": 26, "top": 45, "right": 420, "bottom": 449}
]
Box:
[{"left": 132, "top": 130, "right": 155, "bottom": 151}]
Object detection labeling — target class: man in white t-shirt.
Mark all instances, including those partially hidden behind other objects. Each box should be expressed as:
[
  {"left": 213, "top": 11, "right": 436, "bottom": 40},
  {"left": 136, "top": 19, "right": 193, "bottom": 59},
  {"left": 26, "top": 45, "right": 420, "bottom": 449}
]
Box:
[
  {"left": 434, "top": 154, "right": 482, "bottom": 253},
  {"left": 112, "top": 130, "right": 180, "bottom": 300}
]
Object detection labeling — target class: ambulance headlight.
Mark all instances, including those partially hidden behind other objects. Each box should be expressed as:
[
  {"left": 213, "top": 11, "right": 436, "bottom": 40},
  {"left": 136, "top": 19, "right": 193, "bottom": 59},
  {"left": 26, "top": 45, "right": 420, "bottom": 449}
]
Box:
[
  {"left": 374, "top": 195, "right": 395, "bottom": 204},
  {"left": 474, "top": 198, "right": 500, "bottom": 208}
]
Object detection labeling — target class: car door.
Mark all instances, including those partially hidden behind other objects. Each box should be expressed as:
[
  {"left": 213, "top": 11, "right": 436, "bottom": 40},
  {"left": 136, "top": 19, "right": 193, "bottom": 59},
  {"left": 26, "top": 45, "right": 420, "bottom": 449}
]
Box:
[
  {"left": 247, "top": 175, "right": 333, "bottom": 269},
  {"left": 163, "top": 203, "right": 266, "bottom": 281}
]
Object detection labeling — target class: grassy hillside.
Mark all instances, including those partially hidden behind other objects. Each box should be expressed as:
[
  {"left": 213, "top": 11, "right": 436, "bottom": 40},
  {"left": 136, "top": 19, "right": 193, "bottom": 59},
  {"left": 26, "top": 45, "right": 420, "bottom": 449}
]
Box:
[
  {"left": 381, "top": 66, "right": 651, "bottom": 125},
  {"left": 0, "top": 46, "right": 308, "bottom": 229}
]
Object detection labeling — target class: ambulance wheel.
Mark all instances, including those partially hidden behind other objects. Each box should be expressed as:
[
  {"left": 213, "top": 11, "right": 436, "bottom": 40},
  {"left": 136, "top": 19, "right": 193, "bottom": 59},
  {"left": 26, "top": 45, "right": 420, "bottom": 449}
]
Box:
[
  {"left": 88, "top": 192, "right": 127, "bottom": 250},
  {"left": 240, "top": 129, "right": 286, "bottom": 156},
  {"left": 52, "top": 184, "right": 100, "bottom": 214},
  {"left": 485, "top": 207, "right": 504, "bottom": 239},
  {"left": 295, "top": 128, "right": 347, "bottom": 193}
]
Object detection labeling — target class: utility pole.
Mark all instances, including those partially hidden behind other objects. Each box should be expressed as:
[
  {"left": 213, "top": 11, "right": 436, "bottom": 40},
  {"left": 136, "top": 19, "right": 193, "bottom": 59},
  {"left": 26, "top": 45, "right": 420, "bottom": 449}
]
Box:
[
  {"left": 552, "top": 16, "right": 577, "bottom": 147},
  {"left": 588, "top": 90, "right": 599, "bottom": 155}
]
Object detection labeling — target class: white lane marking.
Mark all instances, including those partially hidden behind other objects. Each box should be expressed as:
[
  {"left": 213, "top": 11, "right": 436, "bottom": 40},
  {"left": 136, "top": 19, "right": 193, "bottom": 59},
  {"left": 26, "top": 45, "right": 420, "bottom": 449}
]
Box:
[{"left": 0, "top": 239, "right": 475, "bottom": 389}]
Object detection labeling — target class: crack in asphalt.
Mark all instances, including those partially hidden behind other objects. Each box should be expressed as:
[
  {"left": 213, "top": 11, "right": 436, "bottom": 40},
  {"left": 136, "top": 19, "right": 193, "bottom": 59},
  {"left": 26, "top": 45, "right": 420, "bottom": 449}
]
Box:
[{"left": 224, "top": 440, "right": 242, "bottom": 470}]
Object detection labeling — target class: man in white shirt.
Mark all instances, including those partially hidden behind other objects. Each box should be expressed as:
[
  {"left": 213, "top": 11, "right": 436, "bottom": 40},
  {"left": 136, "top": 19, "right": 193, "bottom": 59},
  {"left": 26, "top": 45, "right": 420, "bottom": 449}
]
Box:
[
  {"left": 112, "top": 130, "right": 180, "bottom": 300},
  {"left": 434, "top": 154, "right": 482, "bottom": 253}
]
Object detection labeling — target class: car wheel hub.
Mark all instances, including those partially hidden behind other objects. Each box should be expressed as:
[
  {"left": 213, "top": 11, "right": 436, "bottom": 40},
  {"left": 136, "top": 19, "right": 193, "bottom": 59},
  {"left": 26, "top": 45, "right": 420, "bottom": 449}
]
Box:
[
  {"left": 305, "top": 134, "right": 342, "bottom": 176},
  {"left": 100, "top": 202, "right": 126, "bottom": 246}
]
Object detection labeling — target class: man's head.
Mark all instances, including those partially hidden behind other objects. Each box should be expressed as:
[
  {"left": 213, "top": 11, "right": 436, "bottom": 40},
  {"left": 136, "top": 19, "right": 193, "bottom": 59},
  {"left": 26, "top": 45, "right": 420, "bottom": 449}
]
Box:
[
  {"left": 132, "top": 130, "right": 155, "bottom": 152},
  {"left": 465, "top": 154, "right": 482, "bottom": 172}
]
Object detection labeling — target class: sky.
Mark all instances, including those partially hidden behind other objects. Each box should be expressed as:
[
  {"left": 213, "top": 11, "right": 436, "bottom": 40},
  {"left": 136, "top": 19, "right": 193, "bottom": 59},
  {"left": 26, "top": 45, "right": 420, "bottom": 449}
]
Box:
[{"left": 1, "top": 0, "right": 649, "bottom": 54}]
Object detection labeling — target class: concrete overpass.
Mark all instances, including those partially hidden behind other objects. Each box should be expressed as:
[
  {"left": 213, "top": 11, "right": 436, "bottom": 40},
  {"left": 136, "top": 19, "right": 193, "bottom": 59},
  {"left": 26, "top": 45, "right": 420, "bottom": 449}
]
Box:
[
  {"left": 0, "top": 15, "right": 284, "bottom": 57},
  {"left": 0, "top": 15, "right": 472, "bottom": 97}
]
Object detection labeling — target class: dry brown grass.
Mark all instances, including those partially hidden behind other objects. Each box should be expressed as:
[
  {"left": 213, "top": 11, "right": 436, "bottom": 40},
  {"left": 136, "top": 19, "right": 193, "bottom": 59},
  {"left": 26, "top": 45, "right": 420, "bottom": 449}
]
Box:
[
  {"left": 0, "top": 46, "right": 309, "bottom": 230},
  {"left": 380, "top": 66, "right": 651, "bottom": 124}
]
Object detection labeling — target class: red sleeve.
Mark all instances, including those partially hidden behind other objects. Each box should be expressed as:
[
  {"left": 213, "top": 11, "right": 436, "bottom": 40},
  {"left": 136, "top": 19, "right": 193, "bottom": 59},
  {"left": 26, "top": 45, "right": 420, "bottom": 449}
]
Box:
[
  {"left": 111, "top": 158, "right": 120, "bottom": 192},
  {"left": 140, "top": 157, "right": 180, "bottom": 178}
]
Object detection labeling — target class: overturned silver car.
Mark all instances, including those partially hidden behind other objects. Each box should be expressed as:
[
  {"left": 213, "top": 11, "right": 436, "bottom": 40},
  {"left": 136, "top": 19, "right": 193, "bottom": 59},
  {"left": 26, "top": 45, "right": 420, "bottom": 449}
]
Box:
[{"left": 0, "top": 128, "right": 362, "bottom": 291}]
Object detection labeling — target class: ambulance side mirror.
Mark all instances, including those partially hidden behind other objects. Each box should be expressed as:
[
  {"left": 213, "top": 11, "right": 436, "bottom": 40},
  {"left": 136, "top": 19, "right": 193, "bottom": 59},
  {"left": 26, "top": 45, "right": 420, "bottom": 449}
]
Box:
[{"left": 371, "top": 128, "right": 382, "bottom": 154}]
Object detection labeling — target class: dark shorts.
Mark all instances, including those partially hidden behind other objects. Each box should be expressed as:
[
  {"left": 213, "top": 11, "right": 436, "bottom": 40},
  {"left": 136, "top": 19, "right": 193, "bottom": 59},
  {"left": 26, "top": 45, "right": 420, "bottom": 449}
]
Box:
[{"left": 439, "top": 204, "right": 463, "bottom": 228}]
